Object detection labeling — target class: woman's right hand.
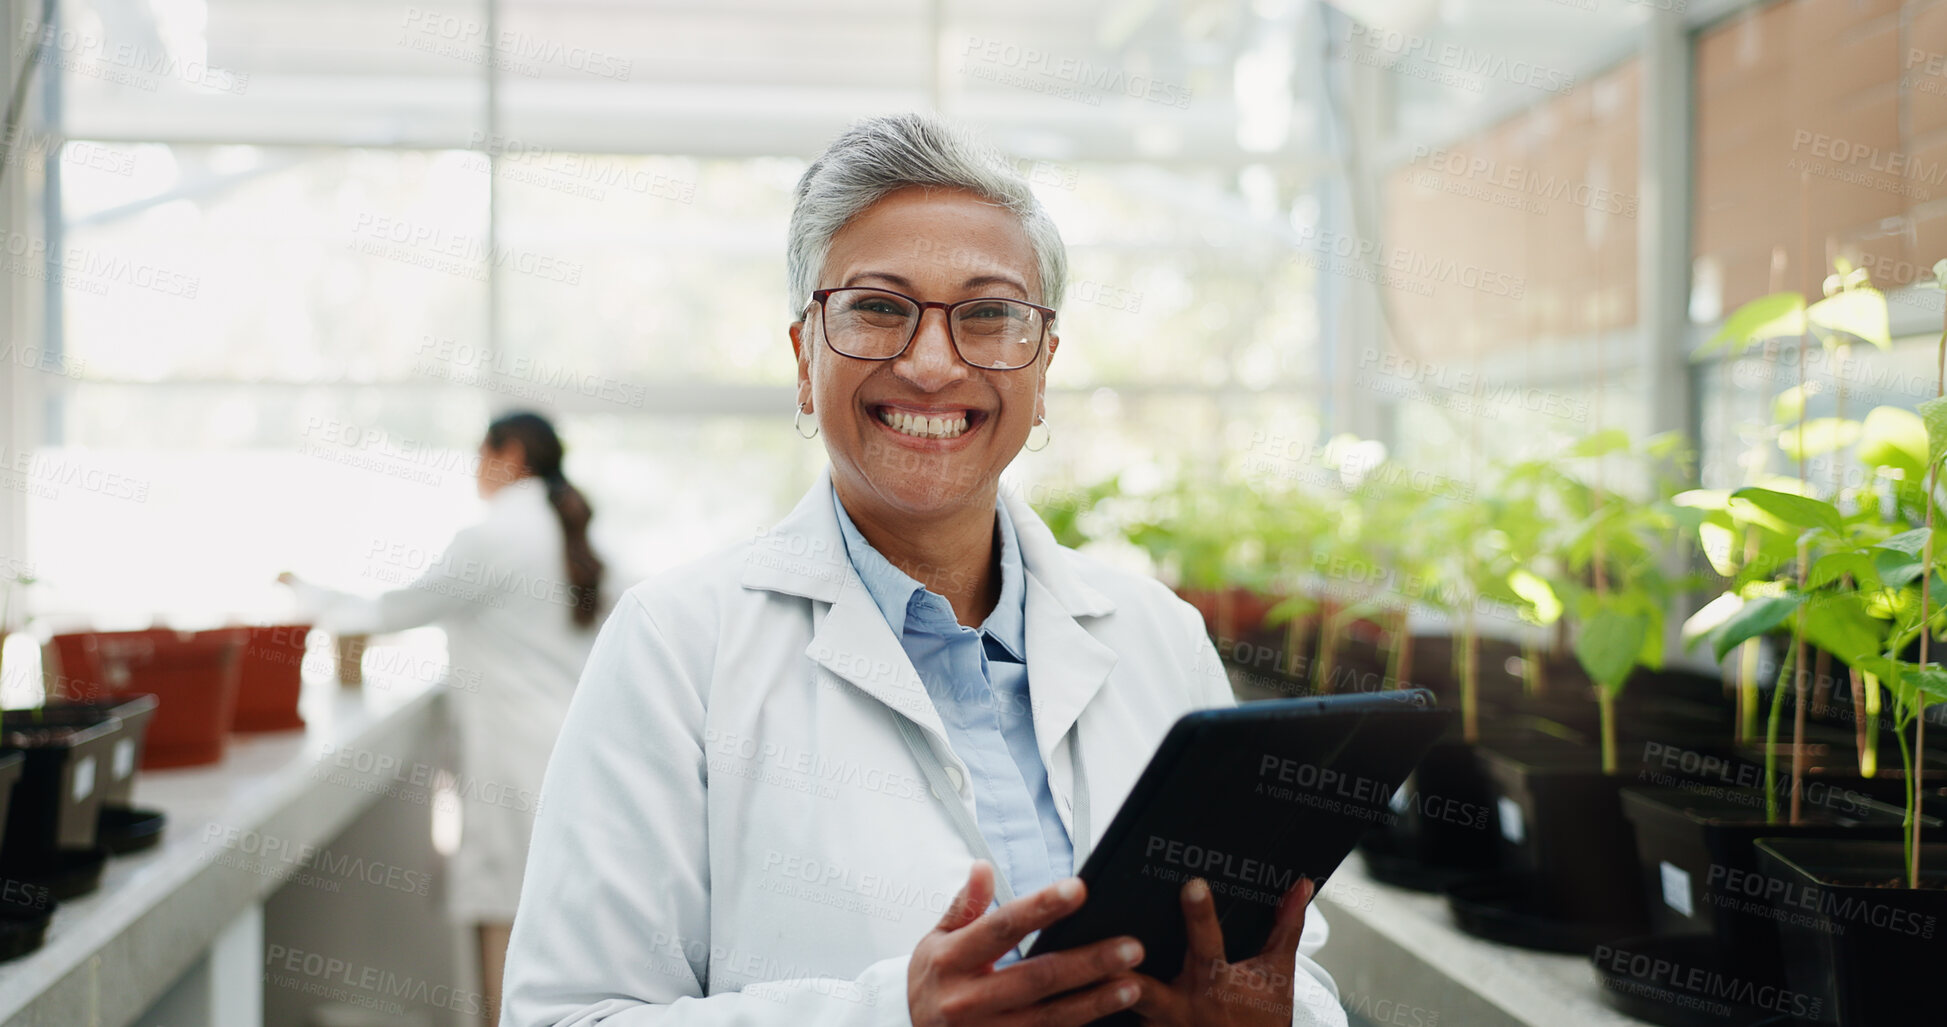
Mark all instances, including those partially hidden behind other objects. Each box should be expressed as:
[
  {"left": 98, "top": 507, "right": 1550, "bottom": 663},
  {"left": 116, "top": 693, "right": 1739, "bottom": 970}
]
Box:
[{"left": 909, "top": 861, "right": 1145, "bottom": 1027}]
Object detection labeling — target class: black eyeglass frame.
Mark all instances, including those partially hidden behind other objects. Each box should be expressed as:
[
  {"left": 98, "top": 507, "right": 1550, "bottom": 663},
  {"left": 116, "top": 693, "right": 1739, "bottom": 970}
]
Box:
[{"left": 806, "top": 287, "right": 1057, "bottom": 371}]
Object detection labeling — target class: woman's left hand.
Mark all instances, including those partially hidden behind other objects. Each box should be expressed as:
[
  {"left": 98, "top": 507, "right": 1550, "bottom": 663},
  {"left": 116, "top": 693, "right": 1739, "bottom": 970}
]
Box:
[{"left": 1130, "top": 875, "right": 1315, "bottom": 1027}]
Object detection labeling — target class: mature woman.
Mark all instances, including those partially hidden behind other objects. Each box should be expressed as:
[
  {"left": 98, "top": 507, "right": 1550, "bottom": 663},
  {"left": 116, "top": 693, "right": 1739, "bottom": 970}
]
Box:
[
  {"left": 284, "top": 410, "right": 606, "bottom": 1025},
  {"left": 501, "top": 115, "right": 1345, "bottom": 1027}
]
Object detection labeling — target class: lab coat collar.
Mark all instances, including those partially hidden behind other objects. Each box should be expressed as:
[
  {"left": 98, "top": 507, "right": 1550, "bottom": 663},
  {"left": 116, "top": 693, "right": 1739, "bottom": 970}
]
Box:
[
  {"left": 742, "top": 468, "right": 1120, "bottom": 777},
  {"left": 742, "top": 467, "right": 1117, "bottom": 620}
]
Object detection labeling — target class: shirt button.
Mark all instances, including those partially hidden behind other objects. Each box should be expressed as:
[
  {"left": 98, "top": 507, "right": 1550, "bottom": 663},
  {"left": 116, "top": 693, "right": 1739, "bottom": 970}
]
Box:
[{"left": 945, "top": 765, "right": 966, "bottom": 793}]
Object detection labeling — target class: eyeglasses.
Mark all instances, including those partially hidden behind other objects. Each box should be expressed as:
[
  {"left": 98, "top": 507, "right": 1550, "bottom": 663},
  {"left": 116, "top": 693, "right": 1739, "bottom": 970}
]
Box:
[{"left": 807, "top": 287, "right": 1055, "bottom": 371}]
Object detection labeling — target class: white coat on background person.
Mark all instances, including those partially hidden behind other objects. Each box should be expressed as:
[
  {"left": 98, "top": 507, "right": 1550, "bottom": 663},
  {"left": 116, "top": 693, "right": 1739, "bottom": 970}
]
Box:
[
  {"left": 501, "top": 113, "right": 1346, "bottom": 1027},
  {"left": 283, "top": 411, "right": 608, "bottom": 1025}
]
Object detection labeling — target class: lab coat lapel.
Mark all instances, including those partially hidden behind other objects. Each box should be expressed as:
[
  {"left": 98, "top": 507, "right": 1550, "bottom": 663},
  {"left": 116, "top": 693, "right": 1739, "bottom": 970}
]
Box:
[
  {"left": 742, "top": 470, "right": 948, "bottom": 743},
  {"left": 1005, "top": 483, "right": 1119, "bottom": 843}
]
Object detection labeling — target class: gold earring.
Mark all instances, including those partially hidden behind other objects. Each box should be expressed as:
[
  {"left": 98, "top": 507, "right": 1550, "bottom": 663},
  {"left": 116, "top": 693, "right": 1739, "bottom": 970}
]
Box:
[
  {"left": 794, "top": 404, "right": 820, "bottom": 440},
  {"left": 1025, "top": 416, "right": 1051, "bottom": 452}
]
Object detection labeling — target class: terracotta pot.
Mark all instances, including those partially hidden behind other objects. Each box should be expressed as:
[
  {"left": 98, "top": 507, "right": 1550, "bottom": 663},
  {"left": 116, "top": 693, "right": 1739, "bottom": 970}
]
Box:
[
  {"left": 47, "top": 630, "right": 243, "bottom": 769},
  {"left": 229, "top": 625, "right": 309, "bottom": 732}
]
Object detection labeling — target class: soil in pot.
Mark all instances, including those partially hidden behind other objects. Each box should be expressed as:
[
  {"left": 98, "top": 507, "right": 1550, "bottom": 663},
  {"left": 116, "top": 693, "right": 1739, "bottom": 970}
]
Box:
[
  {"left": 1445, "top": 737, "right": 1650, "bottom": 953},
  {"left": 227, "top": 625, "right": 310, "bottom": 732},
  {"left": 1754, "top": 838, "right": 1947, "bottom": 1027}
]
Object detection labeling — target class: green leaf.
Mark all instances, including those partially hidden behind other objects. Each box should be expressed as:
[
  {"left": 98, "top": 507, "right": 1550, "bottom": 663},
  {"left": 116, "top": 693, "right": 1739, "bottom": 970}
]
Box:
[
  {"left": 1807, "top": 288, "right": 1891, "bottom": 350},
  {"left": 1699, "top": 292, "right": 1805, "bottom": 358},
  {"left": 1922, "top": 396, "right": 1947, "bottom": 469},
  {"left": 1809, "top": 551, "right": 1878, "bottom": 590},
  {"left": 1576, "top": 608, "right": 1651, "bottom": 693},
  {"left": 1566, "top": 428, "right": 1633, "bottom": 459},
  {"left": 1773, "top": 384, "right": 1811, "bottom": 425},
  {"left": 1798, "top": 592, "right": 1884, "bottom": 665},
  {"left": 1729, "top": 486, "right": 1844, "bottom": 536},
  {"left": 1877, "top": 528, "right": 1931, "bottom": 557},
  {"left": 1507, "top": 569, "right": 1562, "bottom": 625},
  {"left": 1682, "top": 592, "right": 1743, "bottom": 652},
  {"left": 1777, "top": 418, "right": 1862, "bottom": 461},
  {"left": 1710, "top": 593, "right": 1804, "bottom": 663},
  {"left": 1872, "top": 547, "right": 1925, "bottom": 589},
  {"left": 1858, "top": 406, "right": 1928, "bottom": 478}
]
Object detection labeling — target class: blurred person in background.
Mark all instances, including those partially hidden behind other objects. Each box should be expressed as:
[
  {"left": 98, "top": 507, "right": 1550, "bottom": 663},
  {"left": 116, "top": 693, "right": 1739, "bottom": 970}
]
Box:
[
  {"left": 282, "top": 410, "right": 606, "bottom": 1026},
  {"left": 500, "top": 114, "right": 1344, "bottom": 1027}
]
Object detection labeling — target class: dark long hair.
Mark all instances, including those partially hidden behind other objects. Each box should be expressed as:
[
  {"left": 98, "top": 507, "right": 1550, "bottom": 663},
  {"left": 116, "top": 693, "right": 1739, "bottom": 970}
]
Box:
[{"left": 485, "top": 411, "right": 604, "bottom": 628}]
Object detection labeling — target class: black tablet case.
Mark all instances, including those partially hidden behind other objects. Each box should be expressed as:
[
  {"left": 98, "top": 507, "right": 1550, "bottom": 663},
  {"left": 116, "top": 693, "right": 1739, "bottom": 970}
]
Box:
[{"left": 1026, "top": 689, "right": 1453, "bottom": 986}]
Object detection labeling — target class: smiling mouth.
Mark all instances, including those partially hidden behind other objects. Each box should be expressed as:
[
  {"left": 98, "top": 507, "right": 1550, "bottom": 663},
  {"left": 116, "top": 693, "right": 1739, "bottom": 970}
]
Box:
[{"left": 875, "top": 406, "right": 980, "bottom": 441}]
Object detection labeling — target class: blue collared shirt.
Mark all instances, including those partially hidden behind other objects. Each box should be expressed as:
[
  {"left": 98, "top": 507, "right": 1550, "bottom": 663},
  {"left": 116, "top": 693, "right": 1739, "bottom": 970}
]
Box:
[{"left": 831, "top": 486, "right": 1074, "bottom": 946}]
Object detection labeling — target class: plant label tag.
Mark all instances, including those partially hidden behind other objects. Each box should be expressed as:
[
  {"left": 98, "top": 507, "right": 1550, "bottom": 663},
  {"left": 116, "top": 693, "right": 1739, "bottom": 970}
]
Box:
[
  {"left": 72, "top": 755, "right": 96, "bottom": 803},
  {"left": 113, "top": 738, "right": 135, "bottom": 781},
  {"left": 1389, "top": 784, "right": 1410, "bottom": 814},
  {"left": 1659, "top": 860, "right": 1694, "bottom": 917},
  {"left": 1496, "top": 797, "right": 1525, "bottom": 844}
]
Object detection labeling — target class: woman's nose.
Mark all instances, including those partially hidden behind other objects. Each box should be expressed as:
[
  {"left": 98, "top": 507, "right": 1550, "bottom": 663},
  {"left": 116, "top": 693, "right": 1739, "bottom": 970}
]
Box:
[{"left": 892, "top": 308, "right": 970, "bottom": 387}]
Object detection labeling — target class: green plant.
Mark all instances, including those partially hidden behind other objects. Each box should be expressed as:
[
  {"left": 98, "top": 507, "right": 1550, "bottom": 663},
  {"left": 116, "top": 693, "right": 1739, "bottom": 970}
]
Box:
[{"left": 1686, "top": 266, "right": 1897, "bottom": 817}]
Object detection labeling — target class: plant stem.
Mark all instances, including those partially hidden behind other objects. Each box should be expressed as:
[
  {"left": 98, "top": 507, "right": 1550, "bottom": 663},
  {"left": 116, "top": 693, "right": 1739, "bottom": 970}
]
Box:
[
  {"left": 1917, "top": 267, "right": 1947, "bottom": 890},
  {"left": 1738, "top": 637, "right": 1760, "bottom": 745},
  {"left": 1599, "top": 688, "right": 1618, "bottom": 774},
  {"left": 1462, "top": 603, "right": 1479, "bottom": 744},
  {"left": 1849, "top": 666, "right": 1874, "bottom": 777},
  {"left": 1895, "top": 715, "right": 1916, "bottom": 889},
  {"left": 1766, "top": 639, "right": 1797, "bottom": 825}
]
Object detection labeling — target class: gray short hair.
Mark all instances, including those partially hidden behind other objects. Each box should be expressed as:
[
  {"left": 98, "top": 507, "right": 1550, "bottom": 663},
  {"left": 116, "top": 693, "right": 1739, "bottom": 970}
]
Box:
[{"left": 787, "top": 112, "right": 1068, "bottom": 323}]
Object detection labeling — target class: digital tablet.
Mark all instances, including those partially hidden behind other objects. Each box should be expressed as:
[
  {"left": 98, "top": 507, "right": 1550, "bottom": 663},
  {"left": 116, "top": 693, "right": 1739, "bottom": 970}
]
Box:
[{"left": 1025, "top": 688, "right": 1452, "bottom": 979}]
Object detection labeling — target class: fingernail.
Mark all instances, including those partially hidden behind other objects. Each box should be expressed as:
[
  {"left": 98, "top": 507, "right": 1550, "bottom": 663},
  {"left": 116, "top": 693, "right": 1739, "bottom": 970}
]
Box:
[
  {"left": 1118, "top": 940, "right": 1143, "bottom": 966},
  {"left": 1186, "top": 878, "right": 1210, "bottom": 902},
  {"left": 1057, "top": 877, "right": 1083, "bottom": 901},
  {"left": 1116, "top": 984, "right": 1139, "bottom": 1007}
]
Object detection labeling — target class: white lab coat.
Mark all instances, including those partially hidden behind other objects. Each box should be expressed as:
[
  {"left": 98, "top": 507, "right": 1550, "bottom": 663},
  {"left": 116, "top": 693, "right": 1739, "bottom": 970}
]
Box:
[
  {"left": 500, "top": 469, "right": 1346, "bottom": 1027},
  {"left": 291, "top": 477, "right": 601, "bottom": 924}
]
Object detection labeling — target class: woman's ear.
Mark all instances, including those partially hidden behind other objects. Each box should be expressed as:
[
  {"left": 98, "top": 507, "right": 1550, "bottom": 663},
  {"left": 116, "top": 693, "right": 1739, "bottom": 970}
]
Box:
[{"left": 790, "top": 321, "right": 813, "bottom": 413}]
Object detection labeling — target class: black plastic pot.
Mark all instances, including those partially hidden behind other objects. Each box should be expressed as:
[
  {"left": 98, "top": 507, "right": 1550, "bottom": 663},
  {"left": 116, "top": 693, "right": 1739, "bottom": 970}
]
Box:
[
  {"left": 1358, "top": 716, "right": 1590, "bottom": 892},
  {"left": 1754, "top": 838, "right": 1947, "bottom": 1026},
  {"left": 1620, "top": 786, "right": 1927, "bottom": 973},
  {"left": 0, "top": 713, "right": 122, "bottom": 898},
  {"left": 1445, "top": 739, "right": 1649, "bottom": 953},
  {"left": 0, "top": 749, "right": 55, "bottom": 962},
  {"left": 13, "top": 697, "right": 166, "bottom": 854}
]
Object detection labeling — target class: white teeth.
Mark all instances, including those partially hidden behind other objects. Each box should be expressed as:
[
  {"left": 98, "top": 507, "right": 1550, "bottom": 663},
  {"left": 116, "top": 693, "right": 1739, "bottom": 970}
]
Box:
[{"left": 877, "top": 409, "right": 973, "bottom": 440}]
